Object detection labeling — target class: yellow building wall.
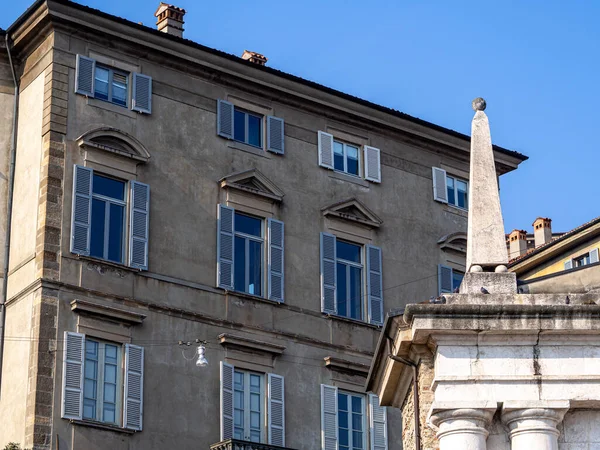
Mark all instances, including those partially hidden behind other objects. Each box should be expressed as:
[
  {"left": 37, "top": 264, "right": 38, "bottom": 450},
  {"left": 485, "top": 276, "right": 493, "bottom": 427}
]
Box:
[{"left": 522, "top": 236, "right": 600, "bottom": 280}]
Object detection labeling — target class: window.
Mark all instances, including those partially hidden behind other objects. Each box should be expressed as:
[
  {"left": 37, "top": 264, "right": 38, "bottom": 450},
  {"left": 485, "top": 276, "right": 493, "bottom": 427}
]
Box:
[
  {"left": 338, "top": 392, "right": 366, "bottom": 450},
  {"left": 234, "top": 212, "right": 264, "bottom": 296},
  {"left": 446, "top": 175, "right": 468, "bottom": 209},
  {"left": 61, "top": 332, "right": 144, "bottom": 431},
  {"left": 438, "top": 264, "right": 464, "bottom": 294},
  {"left": 318, "top": 131, "right": 381, "bottom": 183},
  {"left": 83, "top": 339, "right": 122, "bottom": 424},
  {"left": 94, "top": 65, "right": 129, "bottom": 107},
  {"left": 71, "top": 165, "right": 150, "bottom": 270},
  {"left": 321, "top": 385, "right": 387, "bottom": 450},
  {"left": 234, "top": 108, "right": 263, "bottom": 148},
  {"left": 336, "top": 240, "right": 363, "bottom": 320},
  {"left": 320, "top": 233, "right": 383, "bottom": 325},
  {"left": 221, "top": 362, "right": 285, "bottom": 446},
  {"left": 90, "top": 174, "right": 126, "bottom": 264},
  {"left": 334, "top": 141, "right": 360, "bottom": 177},
  {"left": 234, "top": 370, "right": 265, "bottom": 443},
  {"left": 217, "top": 205, "right": 285, "bottom": 302},
  {"left": 570, "top": 248, "right": 599, "bottom": 269},
  {"left": 75, "top": 55, "right": 153, "bottom": 114}
]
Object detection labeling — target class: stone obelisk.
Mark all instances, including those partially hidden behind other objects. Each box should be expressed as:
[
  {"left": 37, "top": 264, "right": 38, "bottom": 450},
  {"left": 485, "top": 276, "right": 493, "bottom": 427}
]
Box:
[{"left": 461, "top": 98, "right": 516, "bottom": 294}]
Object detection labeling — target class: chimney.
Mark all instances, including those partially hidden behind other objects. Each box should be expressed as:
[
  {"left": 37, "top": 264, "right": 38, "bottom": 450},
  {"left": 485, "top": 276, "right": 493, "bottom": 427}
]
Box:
[
  {"left": 508, "top": 229, "right": 528, "bottom": 259},
  {"left": 533, "top": 217, "right": 552, "bottom": 248},
  {"left": 241, "top": 50, "right": 268, "bottom": 66},
  {"left": 155, "top": 3, "right": 186, "bottom": 38}
]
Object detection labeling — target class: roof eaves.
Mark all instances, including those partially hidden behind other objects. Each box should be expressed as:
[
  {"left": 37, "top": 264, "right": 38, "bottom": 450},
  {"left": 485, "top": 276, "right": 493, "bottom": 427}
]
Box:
[{"left": 8, "top": 0, "right": 528, "bottom": 162}]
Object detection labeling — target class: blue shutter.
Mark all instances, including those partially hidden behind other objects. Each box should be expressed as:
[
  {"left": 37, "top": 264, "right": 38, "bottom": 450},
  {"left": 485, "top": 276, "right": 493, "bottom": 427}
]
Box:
[
  {"left": 123, "top": 344, "right": 144, "bottom": 431},
  {"left": 75, "top": 55, "right": 95, "bottom": 96},
  {"left": 129, "top": 181, "right": 150, "bottom": 270},
  {"left": 268, "top": 373, "right": 285, "bottom": 446},
  {"left": 590, "top": 248, "right": 599, "bottom": 264},
  {"left": 564, "top": 260, "right": 573, "bottom": 270},
  {"left": 132, "top": 73, "right": 152, "bottom": 114},
  {"left": 268, "top": 218, "right": 285, "bottom": 302},
  {"left": 364, "top": 146, "right": 381, "bottom": 183},
  {"left": 217, "top": 205, "right": 235, "bottom": 289},
  {"left": 321, "top": 384, "right": 338, "bottom": 450},
  {"left": 217, "top": 100, "right": 235, "bottom": 139},
  {"left": 320, "top": 233, "right": 337, "bottom": 314},
  {"left": 61, "top": 331, "right": 85, "bottom": 420},
  {"left": 438, "top": 264, "right": 453, "bottom": 293},
  {"left": 369, "top": 394, "right": 388, "bottom": 450},
  {"left": 367, "top": 245, "right": 384, "bottom": 325},
  {"left": 70, "top": 165, "right": 93, "bottom": 256},
  {"left": 267, "top": 116, "right": 285, "bottom": 154},
  {"left": 220, "top": 361, "right": 235, "bottom": 440},
  {"left": 432, "top": 167, "right": 448, "bottom": 203},
  {"left": 318, "top": 131, "right": 334, "bottom": 169}
]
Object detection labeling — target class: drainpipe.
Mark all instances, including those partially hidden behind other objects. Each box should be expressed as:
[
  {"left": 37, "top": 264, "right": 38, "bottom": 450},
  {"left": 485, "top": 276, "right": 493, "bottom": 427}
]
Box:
[
  {"left": 0, "top": 31, "right": 19, "bottom": 394},
  {"left": 386, "top": 337, "right": 421, "bottom": 450}
]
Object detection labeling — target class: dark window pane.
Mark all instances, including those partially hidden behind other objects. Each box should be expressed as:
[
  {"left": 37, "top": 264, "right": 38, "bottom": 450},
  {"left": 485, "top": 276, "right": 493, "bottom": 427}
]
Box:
[
  {"left": 93, "top": 174, "right": 125, "bottom": 200},
  {"left": 347, "top": 146, "right": 359, "bottom": 175},
  {"left": 349, "top": 266, "right": 362, "bottom": 320},
  {"left": 452, "top": 271, "right": 464, "bottom": 291},
  {"left": 336, "top": 263, "right": 347, "bottom": 317},
  {"left": 337, "top": 241, "right": 361, "bottom": 263},
  {"left": 353, "top": 431, "right": 363, "bottom": 449},
  {"left": 90, "top": 198, "right": 106, "bottom": 259},
  {"left": 351, "top": 396, "right": 362, "bottom": 414},
  {"left": 107, "top": 204, "right": 124, "bottom": 263},
  {"left": 234, "top": 236, "right": 246, "bottom": 292},
  {"left": 334, "top": 141, "right": 344, "bottom": 171},
  {"left": 235, "top": 213, "right": 262, "bottom": 237},
  {"left": 234, "top": 109, "right": 246, "bottom": 142},
  {"left": 457, "top": 180, "right": 468, "bottom": 208},
  {"left": 338, "top": 392, "right": 348, "bottom": 411},
  {"left": 112, "top": 73, "right": 128, "bottom": 106},
  {"left": 247, "top": 114, "right": 262, "bottom": 147},
  {"left": 248, "top": 240, "right": 262, "bottom": 296},
  {"left": 352, "top": 413, "right": 362, "bottom": 429},
  {"left": 339, "top": 429, "right": 349, "bottom": 447},
  {"left": 339, "top": 411, "right": 348, "bottom": 428},
  {"left": 447, "top": 176, "right": 456, "bottom": 205},
  {"left": 94, "top": 67, "right": 109, "bottom": 101}
]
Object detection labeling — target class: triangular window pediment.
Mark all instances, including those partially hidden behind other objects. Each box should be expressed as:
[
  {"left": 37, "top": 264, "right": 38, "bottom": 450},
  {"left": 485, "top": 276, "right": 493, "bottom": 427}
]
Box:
[
  {"left": 322, "top": 198, "right": 382, "bottom": 228},
  {"left": 220, "top": 169, "right": 284, "bottom": 202}
]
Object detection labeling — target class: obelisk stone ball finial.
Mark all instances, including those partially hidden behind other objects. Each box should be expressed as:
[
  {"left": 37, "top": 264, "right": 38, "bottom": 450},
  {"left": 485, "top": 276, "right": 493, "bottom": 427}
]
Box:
[{"left": 472, "top": 97, "right": 486, "bottom": 111}]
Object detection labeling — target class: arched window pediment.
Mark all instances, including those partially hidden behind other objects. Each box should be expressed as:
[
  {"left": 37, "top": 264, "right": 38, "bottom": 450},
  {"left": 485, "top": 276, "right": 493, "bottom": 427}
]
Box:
[{"left": 77, "top": 127, "right": 150, "bottom": 163}]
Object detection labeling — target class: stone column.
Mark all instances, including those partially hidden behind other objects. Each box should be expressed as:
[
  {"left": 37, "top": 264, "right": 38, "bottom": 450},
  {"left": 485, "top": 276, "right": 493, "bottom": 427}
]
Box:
[
  {"left": 430, "top": 404, "right": 496, "bottom": 450},
  {"left": 501, "top": 401, "right": 569, "bottom": 450}
]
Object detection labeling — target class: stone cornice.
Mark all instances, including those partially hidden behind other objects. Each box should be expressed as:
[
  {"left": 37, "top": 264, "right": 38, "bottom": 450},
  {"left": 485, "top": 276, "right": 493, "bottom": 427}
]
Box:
[
  {"left": 70, "top": 299, "right": 146, "bottom": 324},
  {"left": 324, "top": 356, "right": 370, "bottom": 377},
  {"left": 218, "top": 333, "right": 286, "bottom": 356}
]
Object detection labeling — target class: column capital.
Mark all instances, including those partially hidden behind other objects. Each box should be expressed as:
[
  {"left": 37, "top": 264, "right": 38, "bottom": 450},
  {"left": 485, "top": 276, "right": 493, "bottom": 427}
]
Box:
[
  {"left": 429, "top": 401, "right": 497, "bottom": 447},
  {"left": 501, "top": 400, "right": 569, "bottom": 447}
]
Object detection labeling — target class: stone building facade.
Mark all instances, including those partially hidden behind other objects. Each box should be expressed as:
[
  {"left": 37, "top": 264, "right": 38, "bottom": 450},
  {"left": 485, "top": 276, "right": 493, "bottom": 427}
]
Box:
[{"left": 0, "top": 1, "right": 525, "bottom": 449}]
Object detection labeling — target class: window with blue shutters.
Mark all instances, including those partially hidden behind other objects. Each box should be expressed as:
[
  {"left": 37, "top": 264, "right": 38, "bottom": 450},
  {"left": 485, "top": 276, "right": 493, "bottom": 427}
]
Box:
[
  {"left": 70, "top": 165, "right": 150, "bottom": 270},
  {"left": 217, "top": 204, "right": 285, "bottom": 301},
  {"left": 320, "top": 233, "right": 384, "bottom": 325},
  {"left": 75, "top": 54, "right": 152, "bottom": 114}
]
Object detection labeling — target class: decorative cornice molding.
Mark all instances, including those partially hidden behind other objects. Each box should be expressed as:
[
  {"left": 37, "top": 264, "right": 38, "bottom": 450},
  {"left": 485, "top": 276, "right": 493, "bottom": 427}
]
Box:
[{"left": 324, "top": 356, "right": 370, "bottom": 377}]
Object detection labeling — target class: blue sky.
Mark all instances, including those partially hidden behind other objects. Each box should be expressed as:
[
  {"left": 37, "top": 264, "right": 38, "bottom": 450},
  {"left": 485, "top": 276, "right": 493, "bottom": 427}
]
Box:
[{"left": 4, "top": 1, "right": 599, "bottom": 234}]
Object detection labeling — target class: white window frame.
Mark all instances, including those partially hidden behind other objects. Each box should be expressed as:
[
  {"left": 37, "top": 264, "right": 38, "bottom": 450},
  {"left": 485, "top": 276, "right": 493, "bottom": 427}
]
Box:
[
  {"left": 94, "top": 64, "right": 130, "bottom": 108},
  {"left": 83, "top": 338, "right": 123, "bottom": 426},
  {"left": 90, "top": 173, "right": 128, "bottom": 264},
  {"left": 234, "top": 212, "right": 265, "bottom": 296},
  {"left": 446, "top": 174, "right": 469, "bottom": 210},
  {"left": 234, "top": 369, "right": 266, "bottom": 443},
  {"left": 333, "top": 140, "right": 362, "bottom": 178},
  {"left": 234, "top": 107, "right": 264, "bottom": 148},
  {"left": 573, "top": 252, "right": 591, "bottom": 268},
  {"left": 335, "top": 239, "right": 365, "bottom": 321},
  {"left": 337, "top": 390, "right": 367, "bottom": 450}
]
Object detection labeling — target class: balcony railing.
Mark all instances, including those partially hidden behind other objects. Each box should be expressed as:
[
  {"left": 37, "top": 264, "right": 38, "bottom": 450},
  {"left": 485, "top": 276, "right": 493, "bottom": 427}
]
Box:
[{"left": 210, "top": 439, "right": 297, "bottom": 450}]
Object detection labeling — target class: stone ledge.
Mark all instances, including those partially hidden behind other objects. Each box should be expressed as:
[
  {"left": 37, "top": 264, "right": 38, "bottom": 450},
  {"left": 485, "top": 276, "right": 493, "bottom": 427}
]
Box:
[
  {"left": 70, "top": 299, "right": 146, "bottom": 324},
  {"left": 218, "top": 333, "right": 286, "bottom": 356},
  {"left": 444, "top": 292, "right": 599, "bottom": 306},
  {"left": 324, "top": 356, "right": 370, "bottom": 377},
  {"left": 69, "top": 419, "right": 136, "bottom": 434}
]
